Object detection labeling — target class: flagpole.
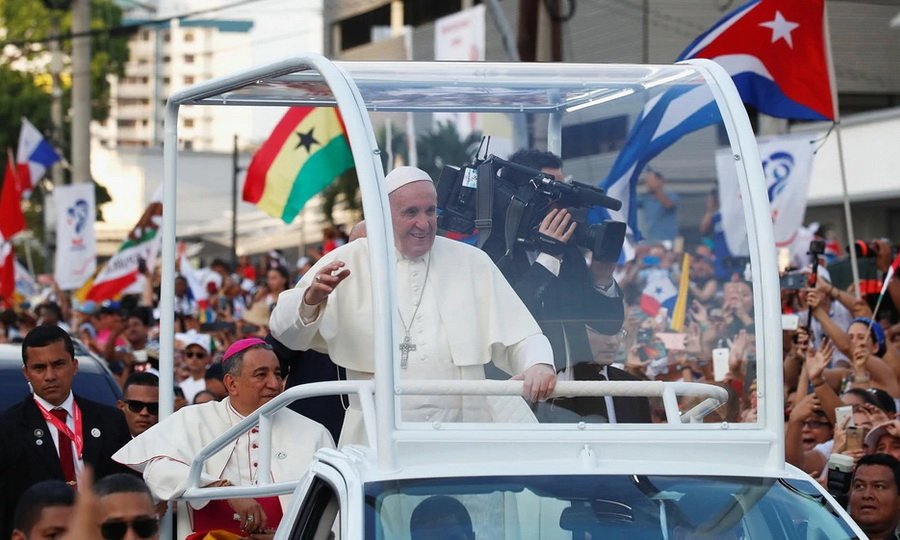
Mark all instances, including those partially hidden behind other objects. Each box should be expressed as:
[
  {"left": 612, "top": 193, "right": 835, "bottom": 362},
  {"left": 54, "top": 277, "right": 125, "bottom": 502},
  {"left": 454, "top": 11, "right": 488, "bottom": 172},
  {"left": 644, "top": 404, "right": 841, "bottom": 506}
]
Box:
[
  {"left": 231, "top": 134, "right": 240, "bottom": 269},
  {"left": 822, "top": 3, "right": 861, "bottom": 297},
  {"left": 834, "top": 124, "right": 861, "bottom": 297}
]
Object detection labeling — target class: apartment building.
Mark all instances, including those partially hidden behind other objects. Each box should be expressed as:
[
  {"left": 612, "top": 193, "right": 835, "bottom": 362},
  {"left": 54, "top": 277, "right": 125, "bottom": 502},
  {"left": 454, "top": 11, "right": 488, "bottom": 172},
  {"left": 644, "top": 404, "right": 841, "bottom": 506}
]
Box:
[
  {"left": 95, "top": 18, "right": 254, "bottom": 152},
  {"left": 323, "top": 0, "right": 900, "bottom": 241}
]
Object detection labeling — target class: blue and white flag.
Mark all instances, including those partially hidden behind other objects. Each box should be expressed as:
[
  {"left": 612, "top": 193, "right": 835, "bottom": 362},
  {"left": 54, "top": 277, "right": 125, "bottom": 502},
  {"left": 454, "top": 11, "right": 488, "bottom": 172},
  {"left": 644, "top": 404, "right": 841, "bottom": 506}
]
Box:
[
  {"left": 16, "top": 118, "right": 60, "bottom": 191},
  {"left": 594, "top": 0, "right": 834, "bottom": 240},
  {"left": 595, "top": 85, "right": 722, "bottom": 241},
  {"left": 54, "top": 183, "right": 96, "bottom": 290},
  {"left": 715, "top": 133, "right": 816, "bottom": 256}
]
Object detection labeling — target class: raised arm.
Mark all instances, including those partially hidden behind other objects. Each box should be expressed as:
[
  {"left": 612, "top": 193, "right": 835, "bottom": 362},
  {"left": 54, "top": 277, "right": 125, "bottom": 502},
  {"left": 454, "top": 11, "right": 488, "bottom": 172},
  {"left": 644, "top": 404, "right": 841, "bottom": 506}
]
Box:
[{"left": 807, "top": 289, "right": 853, "bottom": 356}]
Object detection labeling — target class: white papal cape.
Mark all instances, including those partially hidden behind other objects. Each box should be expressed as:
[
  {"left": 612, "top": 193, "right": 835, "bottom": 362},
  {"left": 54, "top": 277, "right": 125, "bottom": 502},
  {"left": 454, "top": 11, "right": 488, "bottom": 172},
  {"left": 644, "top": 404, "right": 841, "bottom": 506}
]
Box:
[
  {"left": 270, "top": 237, "right": 552, "bottom": 443},
  {"left": 112, "top": 397, "right": 334, "bottom": 512},
  {"left": 271, "top": 236, "right": 547, "bottom": 373}
]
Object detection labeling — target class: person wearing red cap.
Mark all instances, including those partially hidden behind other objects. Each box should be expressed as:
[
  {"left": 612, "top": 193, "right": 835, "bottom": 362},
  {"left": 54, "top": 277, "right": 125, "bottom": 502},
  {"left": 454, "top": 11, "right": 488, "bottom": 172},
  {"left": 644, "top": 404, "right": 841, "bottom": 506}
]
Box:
[
  {"left": 271, "top": 166, "right": 556, "bottom": 445},
  {"left": 112, "top": 338, "right": 334, "bottom": 537}
]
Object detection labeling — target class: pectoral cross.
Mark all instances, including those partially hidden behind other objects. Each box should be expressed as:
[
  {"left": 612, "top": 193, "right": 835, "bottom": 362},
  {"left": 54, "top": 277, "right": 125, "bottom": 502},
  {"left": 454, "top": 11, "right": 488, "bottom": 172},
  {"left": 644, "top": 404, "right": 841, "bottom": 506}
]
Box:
[{"left": 399, "top": 334, "right": 416, "bottom": 369}]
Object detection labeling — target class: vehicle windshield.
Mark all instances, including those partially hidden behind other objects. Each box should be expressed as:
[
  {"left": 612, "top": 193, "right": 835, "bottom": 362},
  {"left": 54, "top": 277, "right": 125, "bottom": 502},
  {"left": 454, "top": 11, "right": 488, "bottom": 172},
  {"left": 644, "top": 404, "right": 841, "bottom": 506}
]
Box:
[
  {"left": 365, "top": 474, "right": 855, "bottom": 539},
  {"left": 346, "top": 62, "right": 762, "bottom": 428}
]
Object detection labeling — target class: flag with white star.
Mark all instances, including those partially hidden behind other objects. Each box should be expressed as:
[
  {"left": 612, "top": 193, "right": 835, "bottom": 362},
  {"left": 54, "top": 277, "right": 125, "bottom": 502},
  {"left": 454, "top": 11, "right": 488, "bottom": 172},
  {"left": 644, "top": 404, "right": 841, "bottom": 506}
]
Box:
[
  {"left": 595, "top": 0, "right": 834, "bottom": 240},
  {"left": 640, "top": 270, "right": 678, "bottom": 318},
  {"left": 679, "top": 0, "right": 835, "bottom": 121}
]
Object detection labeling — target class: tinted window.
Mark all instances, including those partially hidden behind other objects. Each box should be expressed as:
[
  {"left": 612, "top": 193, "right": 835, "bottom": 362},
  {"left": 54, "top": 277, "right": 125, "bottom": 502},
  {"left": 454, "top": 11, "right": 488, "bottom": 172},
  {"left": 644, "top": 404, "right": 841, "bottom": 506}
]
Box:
[
  {"left": 0, "top": 357, "right": 121, "bottom": 413},
  {"left": 366, "top": 475, "right": 856, "bottom": 539}
]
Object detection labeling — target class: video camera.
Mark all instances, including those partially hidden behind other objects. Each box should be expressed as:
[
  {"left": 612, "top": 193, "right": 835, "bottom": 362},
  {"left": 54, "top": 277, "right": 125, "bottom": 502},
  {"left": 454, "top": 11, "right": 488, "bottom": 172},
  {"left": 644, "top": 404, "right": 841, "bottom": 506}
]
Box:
[{"left": 435, "top": 141, "right": 626, "bottom": 266}]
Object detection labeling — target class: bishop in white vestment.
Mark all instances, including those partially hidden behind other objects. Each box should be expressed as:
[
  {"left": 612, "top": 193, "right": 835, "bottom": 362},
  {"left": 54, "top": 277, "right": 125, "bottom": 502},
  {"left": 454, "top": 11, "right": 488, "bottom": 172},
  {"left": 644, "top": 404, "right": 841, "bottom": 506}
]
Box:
[
  {"left": 270, "top": 166, "right": 556, "bottom": 444},
  {"left": 113, "top": 338, "right": 334, "bottom": 536}
]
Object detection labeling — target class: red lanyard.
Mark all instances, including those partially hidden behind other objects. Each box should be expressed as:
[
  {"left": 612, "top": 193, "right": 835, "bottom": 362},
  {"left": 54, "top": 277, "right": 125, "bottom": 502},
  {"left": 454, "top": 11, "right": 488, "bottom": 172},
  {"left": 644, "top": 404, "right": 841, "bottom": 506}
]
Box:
[{"left": 35, "top": 399, "right": 84, "bottom": 458}]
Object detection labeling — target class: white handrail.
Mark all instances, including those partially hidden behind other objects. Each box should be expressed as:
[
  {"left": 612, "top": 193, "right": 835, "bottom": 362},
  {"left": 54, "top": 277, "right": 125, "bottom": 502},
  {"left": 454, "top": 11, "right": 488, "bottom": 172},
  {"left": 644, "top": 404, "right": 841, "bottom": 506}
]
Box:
[
  {"left": 174, "top": 379, "right": 728, "bottom": 507},
  {"left": 184, "top": 381, "right": 375, "bottom": 494}
]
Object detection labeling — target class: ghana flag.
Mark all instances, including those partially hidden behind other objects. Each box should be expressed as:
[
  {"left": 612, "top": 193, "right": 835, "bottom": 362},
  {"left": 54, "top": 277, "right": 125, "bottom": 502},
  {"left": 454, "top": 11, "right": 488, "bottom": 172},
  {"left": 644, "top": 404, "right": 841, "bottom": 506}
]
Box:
[{"left": 243, "top": 107, "right": 354, "bottom": 223}]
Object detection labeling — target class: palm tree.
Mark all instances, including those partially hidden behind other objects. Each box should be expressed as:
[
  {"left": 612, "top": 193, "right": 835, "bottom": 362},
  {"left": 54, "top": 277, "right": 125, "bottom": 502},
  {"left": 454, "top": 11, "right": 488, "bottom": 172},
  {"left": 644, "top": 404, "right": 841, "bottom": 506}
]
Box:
[
  {"left": 319, "top": 120, "right": 481, "bottom": 223},
  {"left": 416, "top": 121, "right": 482, "bottom": 181}
]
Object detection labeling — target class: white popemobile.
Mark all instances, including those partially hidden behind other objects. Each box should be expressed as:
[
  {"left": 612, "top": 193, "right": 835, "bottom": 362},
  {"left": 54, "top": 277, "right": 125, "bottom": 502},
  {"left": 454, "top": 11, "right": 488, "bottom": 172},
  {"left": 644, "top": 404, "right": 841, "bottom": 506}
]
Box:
[{"left": 154, "top": 55, "right": 865, "bottom": 539}]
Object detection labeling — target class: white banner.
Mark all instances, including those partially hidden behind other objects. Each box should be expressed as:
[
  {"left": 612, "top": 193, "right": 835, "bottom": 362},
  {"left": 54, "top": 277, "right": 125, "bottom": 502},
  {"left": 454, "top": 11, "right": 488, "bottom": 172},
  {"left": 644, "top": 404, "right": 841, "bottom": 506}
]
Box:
[
  {"left": 434, "top": 5, "right": 485, "bottom": 136},
  {"left": 54, "top": 183, "right": 96, "bottom": 290},
  {"left": 716, "top": 134, "right": 817, "bottom": 256}
]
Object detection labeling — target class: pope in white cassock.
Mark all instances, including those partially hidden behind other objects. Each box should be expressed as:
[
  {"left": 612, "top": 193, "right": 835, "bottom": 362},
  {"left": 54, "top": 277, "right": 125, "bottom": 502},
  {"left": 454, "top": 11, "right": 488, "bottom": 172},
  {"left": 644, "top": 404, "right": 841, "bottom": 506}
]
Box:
[
  {"left": 113, "top": 338, "right": 334, "bottom": 538},
  {"left": 269, "top": 166, "right": 557, "bottom": 445}
]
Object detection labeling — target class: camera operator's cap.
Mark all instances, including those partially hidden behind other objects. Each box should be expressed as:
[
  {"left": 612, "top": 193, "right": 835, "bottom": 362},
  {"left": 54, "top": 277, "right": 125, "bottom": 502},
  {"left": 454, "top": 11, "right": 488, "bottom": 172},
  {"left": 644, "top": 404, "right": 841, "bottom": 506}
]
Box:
[
  {"left": 385, "top": 166, "right": 433, "bottom": 194},
  {"left": 865, "top": 420, "right": 900, "bottom": 450}
]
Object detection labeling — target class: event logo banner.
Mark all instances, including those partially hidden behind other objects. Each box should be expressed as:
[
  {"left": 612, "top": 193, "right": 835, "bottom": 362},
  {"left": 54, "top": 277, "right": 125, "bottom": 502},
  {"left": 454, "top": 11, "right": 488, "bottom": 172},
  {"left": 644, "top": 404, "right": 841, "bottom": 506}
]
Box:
[
  {"left": 715, "top": 133, "right": 816, "bottom": 256},
  {"left": 54, "top": 183, "right": 96, "bottom": 290}
]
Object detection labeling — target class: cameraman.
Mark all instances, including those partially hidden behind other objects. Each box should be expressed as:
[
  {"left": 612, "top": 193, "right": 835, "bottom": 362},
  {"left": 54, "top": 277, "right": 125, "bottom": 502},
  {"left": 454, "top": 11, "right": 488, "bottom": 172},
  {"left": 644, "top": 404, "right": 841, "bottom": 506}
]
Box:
[
  {"left": 497, "top": 150, "right": 646, "bottom": 423},
  {"left": 501, "top": 149, "right": 624, "bottom": 337}
]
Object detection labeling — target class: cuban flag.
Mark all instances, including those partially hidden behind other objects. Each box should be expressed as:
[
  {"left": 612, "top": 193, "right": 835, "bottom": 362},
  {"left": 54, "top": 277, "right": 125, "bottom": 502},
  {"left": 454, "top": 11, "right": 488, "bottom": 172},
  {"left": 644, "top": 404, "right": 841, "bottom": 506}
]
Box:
[
  {"left": 640, "top": 271, "right": 678, "bottom": 317},
  {"left": 595, "top": 0, "right": 834, "bottom": 239},
  {"left": 681, "top": 0, "right": 835, "bottom": 122},
  {"left": 17, "top": 118, "right": 60, "bottom": 192}
]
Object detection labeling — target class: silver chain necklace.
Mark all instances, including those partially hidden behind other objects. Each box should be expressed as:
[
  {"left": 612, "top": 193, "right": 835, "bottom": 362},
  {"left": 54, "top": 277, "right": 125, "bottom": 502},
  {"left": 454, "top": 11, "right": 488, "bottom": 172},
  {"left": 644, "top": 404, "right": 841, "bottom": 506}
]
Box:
[{"left": 398, "top": 253, "right": 431, "bottom": 369}]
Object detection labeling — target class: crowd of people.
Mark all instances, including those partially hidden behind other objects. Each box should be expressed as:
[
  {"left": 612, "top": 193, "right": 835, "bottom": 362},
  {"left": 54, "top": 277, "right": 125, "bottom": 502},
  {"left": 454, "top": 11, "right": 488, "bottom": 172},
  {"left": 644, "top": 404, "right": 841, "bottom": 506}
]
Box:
[{"left": 2, "top": 156, "right": 900, "bottom": 538}]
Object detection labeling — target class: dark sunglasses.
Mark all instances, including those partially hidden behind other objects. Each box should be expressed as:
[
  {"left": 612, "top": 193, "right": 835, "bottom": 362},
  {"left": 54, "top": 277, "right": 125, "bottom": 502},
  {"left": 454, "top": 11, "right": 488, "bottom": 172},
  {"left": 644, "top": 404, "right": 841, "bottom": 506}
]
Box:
[
  {"left": 185, "top": 350, "right": 207, "bottom": 359},
  {"left": 125, "top": 399, "right": 159, "bottom": 415},
  {"left": 100, "top": 517, "right": 159, "bottom": 540},
  {"left": 802, "top": 420, "right": 831, "bottom": 429}
]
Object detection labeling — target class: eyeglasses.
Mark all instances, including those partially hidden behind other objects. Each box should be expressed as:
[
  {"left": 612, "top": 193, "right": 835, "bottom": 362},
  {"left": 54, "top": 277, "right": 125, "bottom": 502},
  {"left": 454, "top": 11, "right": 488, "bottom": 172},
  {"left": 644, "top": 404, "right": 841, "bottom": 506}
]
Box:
[
  {"left": 185, "top": 350, "right": 207, "bottom": 359},
  {"left": 100, "top": 517, "right": 159, "bottom": 540},
  {"left": 125, "top": 399, "right": 159, "bottom": 415},
  {"left": 802, "top": 420, "right": 831, "bottom": 429}
]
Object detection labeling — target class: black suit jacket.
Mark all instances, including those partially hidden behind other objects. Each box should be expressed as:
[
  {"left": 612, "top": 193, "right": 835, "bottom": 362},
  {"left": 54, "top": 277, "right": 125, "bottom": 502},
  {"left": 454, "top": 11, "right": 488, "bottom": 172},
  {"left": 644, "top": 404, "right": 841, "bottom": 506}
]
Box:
[
  {"left": 539, "top": 364, "right": 652, "bottom": 424},
  {"left": 267, "top": 334, "right": 346, "bottom": 443},
  {"left": 0, "top": 394, "right": 132, "bottom": 538},
  {"left": 513, "top": 247, "right": 625, "bottom": 371}
]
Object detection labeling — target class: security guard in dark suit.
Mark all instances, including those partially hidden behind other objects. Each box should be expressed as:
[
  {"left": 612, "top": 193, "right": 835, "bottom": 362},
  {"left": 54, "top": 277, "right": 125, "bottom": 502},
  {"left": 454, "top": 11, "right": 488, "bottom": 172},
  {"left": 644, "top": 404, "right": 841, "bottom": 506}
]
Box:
[{"left": 0, "top": 325, "right": 131, "bottom": 539}]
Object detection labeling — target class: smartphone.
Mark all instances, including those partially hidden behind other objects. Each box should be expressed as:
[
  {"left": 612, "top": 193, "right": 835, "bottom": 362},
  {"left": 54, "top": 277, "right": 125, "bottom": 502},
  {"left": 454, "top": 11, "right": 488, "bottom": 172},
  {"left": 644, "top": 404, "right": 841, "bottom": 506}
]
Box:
[
  {"left": 637, "top": 328, "right": 654, "bottom": 344},
  {"left": 782, "top": 314, "right": 800, "bottom": 331},
  {"left": 712, "top": 348, "right": 730, "bottom": 381},
  {"left": 846, "top": 426, "right": 868, "bottom": 452},
  {"left": 780, "top": 273, "right": 807, "bottom": 290},
  {"left": 835, "top": 405, "right": 854, "bottom": 429}
]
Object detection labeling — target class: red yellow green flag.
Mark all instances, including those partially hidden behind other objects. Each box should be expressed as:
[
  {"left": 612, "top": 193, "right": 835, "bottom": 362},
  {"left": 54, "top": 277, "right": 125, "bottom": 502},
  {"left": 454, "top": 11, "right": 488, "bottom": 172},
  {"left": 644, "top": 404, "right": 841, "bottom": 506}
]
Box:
[{"left": 243, "top": 107, "right": 354, "bottom": 223}]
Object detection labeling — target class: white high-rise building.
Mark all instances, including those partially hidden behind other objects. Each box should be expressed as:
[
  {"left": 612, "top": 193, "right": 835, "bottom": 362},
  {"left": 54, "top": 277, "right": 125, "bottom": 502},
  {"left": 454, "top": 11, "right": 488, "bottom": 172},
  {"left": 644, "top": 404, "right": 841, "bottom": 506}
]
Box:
[
  {"left": 96, "top": 18, "right": 254, "bottom": 151},
  {"left": 96, "top": 0, "right": 324, "bottom": 151}
]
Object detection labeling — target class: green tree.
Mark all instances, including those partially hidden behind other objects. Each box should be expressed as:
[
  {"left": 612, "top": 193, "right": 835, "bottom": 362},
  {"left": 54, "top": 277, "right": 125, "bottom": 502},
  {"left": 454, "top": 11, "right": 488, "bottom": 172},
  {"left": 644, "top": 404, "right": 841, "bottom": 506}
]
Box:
[
  {"left": 318, "top": 121, "right": 480, "bottom": 224},
  {"left": 0, "top": 0, "right": 130, "bottom": 156},
  {"left": 0, "top": 0, "right": 126, "bottom": 271},
  {"left": 415, "top": 120, "right": 482, "bottom": 182},
  {"left": 319, "top": 123, "right": 409, "bottom": 224}
]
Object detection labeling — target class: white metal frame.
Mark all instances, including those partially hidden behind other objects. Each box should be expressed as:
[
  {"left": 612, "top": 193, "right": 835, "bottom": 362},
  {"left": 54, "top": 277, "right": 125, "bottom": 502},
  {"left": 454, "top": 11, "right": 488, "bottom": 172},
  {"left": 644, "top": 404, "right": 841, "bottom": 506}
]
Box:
[{"left": 155, "top": 55, "right": 801, "bottom": 538}]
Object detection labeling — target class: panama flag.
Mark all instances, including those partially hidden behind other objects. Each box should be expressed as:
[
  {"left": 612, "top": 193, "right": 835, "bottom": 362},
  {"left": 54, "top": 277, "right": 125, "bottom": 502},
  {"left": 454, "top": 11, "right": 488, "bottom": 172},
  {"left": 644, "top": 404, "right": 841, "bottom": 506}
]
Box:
[
  {"left": 17, "top": 118, "right": 61, "bottom": 191},
  {"left": 243, "top": 107, "right": 355, "bottom": 223},
  {"left": 640, "top": 270, "right": 678, "bottom": 317},
  {"left": 178, "top": 252, "right": 211, "bottom": 322},
  {"left": 596, "top": 0, "right": 834, "bottom": 239}
]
